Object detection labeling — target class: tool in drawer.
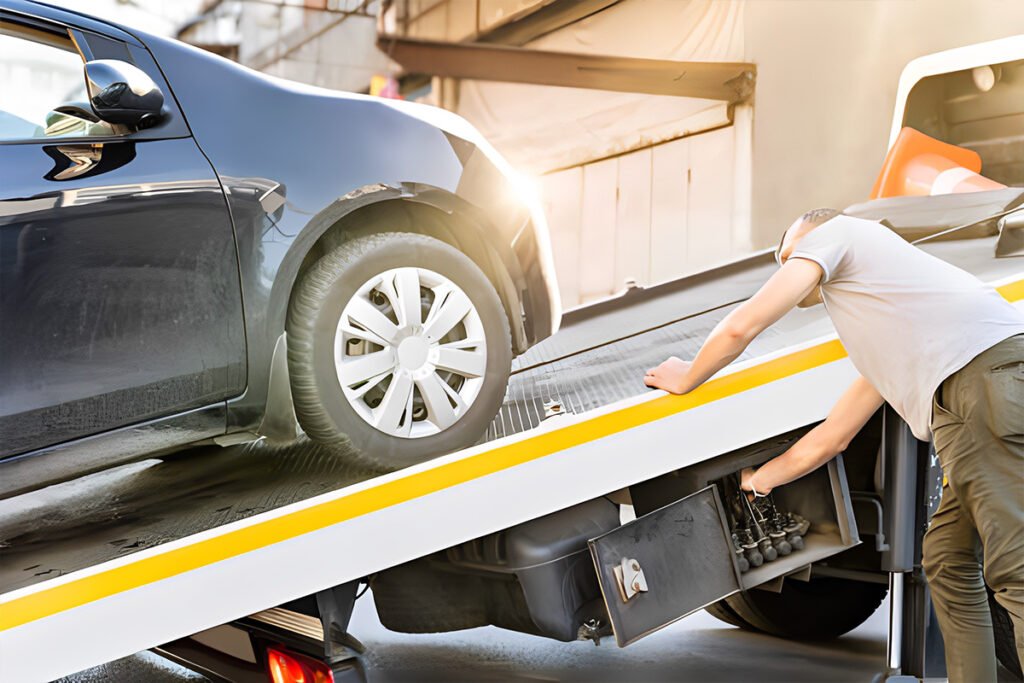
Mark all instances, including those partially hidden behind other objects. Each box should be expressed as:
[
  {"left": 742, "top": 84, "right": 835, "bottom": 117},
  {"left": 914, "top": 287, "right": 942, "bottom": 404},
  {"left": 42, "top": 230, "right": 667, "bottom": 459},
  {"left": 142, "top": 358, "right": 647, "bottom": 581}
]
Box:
[{"left": 725, "top": 474, "right": 810, "bottom": 573}]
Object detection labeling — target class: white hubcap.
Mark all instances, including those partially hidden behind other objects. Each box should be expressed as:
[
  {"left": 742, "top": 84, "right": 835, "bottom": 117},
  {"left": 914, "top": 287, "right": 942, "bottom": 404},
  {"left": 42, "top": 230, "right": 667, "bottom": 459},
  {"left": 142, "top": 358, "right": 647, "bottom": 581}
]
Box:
[
  {"left": 397, "top": 336, "right": 430, "bottom": 370},
  {"left": 334, "top": 267, "right": 487, "bottom": 439}
]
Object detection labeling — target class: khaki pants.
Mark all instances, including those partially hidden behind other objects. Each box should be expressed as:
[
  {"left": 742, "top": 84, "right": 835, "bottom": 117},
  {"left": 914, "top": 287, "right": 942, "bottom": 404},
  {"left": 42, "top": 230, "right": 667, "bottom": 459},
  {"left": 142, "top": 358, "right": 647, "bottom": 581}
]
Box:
[{"left": 926, "top": 333, "right": 1024, "bottom": 683}]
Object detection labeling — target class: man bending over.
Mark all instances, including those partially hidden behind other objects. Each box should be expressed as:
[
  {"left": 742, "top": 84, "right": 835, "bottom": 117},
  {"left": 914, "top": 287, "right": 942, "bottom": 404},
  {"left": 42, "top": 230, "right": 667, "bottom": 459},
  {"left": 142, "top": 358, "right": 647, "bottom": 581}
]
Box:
[{"left": 644, "top": 208, "right": 1023, "bottom": 683}]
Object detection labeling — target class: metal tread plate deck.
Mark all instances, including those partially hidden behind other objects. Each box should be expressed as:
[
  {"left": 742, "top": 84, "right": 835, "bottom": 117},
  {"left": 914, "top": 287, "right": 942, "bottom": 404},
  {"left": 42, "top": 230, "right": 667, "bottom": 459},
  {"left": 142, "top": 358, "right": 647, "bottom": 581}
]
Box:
[
  {"left": 0, "top": 253, "right": 783, "bottom": 598},
  {"left": 488, "top": 236, "right": 1024, "bottom": 440},
  {"left": 0, "top": 275, "right": 825, "bottom": 598},
  {"left": 0, "top": 441, "right": 385, "bottom": 595},
  {"left": 0, "top": 240, "right": 1020, "bottom": 682},
  {"left": 1, "top": 239, "right": 1012, "bottom": 595},
  {"left": 486, "top": 300, "right": 814, "bottom": 442}
]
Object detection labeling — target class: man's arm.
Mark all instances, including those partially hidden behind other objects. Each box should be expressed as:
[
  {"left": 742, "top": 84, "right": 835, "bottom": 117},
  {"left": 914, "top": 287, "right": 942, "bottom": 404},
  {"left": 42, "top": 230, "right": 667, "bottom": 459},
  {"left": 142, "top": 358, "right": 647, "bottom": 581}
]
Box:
[
  {"left": 742, "top": 376, "right": 884, "bottom": 495},
  {"left": 644, "top": 259, "right": 822, "bottom": 394}
]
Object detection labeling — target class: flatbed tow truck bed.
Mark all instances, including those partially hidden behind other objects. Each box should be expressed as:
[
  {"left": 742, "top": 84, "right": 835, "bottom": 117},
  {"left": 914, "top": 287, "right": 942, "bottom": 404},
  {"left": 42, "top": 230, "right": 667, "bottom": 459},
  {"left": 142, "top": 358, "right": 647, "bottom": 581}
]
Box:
[{"left": 2, "top": 240, "right": 1021, "bottom": 682}]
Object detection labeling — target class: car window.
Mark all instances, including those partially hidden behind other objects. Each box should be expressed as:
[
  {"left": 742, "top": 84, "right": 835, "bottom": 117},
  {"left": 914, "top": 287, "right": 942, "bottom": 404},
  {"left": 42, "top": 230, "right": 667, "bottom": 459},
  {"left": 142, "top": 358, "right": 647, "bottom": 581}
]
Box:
[{"left": 0, "top": 22, "right": 120, "bottom": 142}]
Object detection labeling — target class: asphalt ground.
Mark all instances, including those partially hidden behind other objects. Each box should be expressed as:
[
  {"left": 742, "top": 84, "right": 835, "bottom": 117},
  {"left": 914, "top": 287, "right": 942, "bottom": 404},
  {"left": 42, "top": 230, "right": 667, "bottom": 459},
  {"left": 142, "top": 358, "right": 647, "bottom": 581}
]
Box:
[{"left": 63, "top": 591, "right": 891, "bottom": 683}]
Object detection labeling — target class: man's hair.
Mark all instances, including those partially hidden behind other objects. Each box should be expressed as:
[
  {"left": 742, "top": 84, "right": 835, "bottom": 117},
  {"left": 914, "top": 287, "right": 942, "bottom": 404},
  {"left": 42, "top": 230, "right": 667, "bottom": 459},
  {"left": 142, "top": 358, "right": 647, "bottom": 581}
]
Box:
[
  {"left": 776, "top": 208, "right": 842, "bottom": 264},
  {"left": 798, "top": 207, "right": 842, "bottom": 227}
]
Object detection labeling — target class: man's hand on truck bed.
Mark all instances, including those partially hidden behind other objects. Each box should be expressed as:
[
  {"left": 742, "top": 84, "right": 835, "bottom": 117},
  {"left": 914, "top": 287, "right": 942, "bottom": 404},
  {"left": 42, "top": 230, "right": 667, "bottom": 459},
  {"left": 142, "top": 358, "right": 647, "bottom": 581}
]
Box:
[
  {"left": 643, "top": 259, "right": 823, "bottom": 395},
  {"left": 643, "top": 356, "right": 693, "bottom": 393}
]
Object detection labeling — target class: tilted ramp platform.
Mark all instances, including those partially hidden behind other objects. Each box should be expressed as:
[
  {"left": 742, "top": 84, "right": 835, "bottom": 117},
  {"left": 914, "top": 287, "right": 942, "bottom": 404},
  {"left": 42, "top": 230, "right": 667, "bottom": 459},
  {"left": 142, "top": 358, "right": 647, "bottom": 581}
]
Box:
[{"left": 1, "top": 241, "right": 1021, "bottom": 682}]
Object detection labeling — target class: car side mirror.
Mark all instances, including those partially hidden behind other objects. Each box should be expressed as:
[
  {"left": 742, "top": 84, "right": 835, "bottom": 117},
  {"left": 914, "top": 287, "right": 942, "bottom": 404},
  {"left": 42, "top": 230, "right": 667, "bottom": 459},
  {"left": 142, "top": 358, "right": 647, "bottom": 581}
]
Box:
[{"left": 85, "top": 59, "right": 164, "bottom": 129}]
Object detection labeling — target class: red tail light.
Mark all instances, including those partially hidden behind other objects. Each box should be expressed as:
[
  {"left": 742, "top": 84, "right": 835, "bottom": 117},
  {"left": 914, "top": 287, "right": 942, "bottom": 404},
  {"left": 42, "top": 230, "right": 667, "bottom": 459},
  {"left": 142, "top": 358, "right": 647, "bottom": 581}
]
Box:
[{"left": 266, "top": 646, "right": 334, "bottom": 683}]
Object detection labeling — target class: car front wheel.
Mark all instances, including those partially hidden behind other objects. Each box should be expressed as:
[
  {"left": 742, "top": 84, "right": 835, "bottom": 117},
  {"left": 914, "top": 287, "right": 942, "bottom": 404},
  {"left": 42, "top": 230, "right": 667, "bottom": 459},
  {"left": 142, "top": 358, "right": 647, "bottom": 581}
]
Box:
[{"left": 287, "top": 232, "right": 512, "bottom": 469}]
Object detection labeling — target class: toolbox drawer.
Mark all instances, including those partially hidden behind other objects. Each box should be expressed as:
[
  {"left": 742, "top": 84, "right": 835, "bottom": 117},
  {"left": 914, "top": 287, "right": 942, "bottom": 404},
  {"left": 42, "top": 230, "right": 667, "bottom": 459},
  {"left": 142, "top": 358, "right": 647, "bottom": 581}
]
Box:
[{"left": 589, "top": 456, "right": 859, "bottom": 647}]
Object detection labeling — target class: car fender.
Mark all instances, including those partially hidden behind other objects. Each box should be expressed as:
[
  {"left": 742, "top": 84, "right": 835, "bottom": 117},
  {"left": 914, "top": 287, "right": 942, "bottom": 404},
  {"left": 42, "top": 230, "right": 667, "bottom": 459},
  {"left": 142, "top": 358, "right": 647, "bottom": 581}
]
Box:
[{"left": 247, "top": 181, "right": 526, "bottom": 440}]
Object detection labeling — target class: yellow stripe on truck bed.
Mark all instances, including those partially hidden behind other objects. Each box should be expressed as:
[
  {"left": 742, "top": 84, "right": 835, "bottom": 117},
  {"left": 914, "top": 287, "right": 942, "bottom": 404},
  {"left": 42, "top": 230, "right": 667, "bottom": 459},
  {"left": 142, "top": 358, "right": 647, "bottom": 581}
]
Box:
[{"left": 1, "top": 278, "right": 1021, "bottom": 633}]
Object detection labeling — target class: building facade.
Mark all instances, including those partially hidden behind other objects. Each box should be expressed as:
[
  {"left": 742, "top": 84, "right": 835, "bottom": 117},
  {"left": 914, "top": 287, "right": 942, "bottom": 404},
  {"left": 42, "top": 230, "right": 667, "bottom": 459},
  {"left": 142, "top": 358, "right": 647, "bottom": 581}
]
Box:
[{"left": 180, "top": 0, "right": 1024, "bottom": 309}]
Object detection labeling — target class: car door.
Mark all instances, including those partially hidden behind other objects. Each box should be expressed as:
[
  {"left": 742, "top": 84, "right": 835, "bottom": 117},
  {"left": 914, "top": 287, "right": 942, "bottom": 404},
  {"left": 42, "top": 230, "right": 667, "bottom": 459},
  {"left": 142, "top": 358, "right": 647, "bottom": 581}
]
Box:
[{"left": 0, "top": 13, "right": 246, "bottom": 457}]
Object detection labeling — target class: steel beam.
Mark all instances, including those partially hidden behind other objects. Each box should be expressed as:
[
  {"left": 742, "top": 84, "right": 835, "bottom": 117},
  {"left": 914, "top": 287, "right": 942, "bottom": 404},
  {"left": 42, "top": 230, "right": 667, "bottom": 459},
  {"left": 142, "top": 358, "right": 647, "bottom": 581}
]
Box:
[{"left": 376, "top": 35, "right": 756, "bottom": 102}]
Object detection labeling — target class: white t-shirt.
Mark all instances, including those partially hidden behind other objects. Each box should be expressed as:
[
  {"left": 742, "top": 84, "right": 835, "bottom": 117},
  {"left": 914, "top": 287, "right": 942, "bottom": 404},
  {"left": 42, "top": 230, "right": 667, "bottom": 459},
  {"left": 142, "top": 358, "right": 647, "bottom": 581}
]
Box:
[{"left": 790, "top": 215, "right": 1024, "bottom": 440}]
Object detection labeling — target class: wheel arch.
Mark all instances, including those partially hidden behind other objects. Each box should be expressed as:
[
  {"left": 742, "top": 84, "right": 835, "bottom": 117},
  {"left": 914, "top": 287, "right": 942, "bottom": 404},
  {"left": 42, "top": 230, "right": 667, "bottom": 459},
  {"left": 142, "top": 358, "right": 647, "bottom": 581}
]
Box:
[
  {"left": 257, "top": 184, "right": 526, "bottom": 442},
  {"left": 273, "top": 184, "right": 527, "bottom": 354}
]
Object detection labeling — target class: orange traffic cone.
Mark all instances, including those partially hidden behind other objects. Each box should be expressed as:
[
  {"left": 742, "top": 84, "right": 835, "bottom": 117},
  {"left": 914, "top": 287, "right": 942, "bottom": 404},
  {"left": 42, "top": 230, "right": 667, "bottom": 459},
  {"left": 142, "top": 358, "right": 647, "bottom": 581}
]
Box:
[{"left": 871, "top": 127, "right": 1005, "bottom": 199}]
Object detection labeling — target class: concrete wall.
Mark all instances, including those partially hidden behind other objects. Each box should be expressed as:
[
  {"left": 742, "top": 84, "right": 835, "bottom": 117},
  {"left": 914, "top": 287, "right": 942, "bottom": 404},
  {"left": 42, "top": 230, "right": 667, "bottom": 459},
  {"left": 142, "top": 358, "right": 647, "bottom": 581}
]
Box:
[
  {"left": 180, "top": 1, "right": 393, "bottom": 94},
  {"left": 542, "top": 123, "right": 748, "bottom": 306},
  {"left": 448, "top": 0, "right": 748, "bottom": 307},
  {"left": 398, "top": 0, "right": 549, "bottom": 41},
  {"left": 500, "top": 0, "right": 1024, "bottom": 306},
  {"left": 238, "top": 2, "right": 392, "bottom": 93}
]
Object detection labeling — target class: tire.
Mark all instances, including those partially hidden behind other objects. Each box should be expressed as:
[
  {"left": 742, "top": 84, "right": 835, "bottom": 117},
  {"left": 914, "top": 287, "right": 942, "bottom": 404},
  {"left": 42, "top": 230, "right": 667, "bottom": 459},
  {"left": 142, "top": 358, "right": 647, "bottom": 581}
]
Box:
[
  {"left": 723, "top": 577, "right": 888, "bottom": 640},
  {"left": 991, "top": 589, "right": 1023, "bottom": 679},
  {"left": 704, "top": 599, "right": 759, "bottom": 631},
  {"left": 287, "top": 232, "right": 512, "bottom": 469}
]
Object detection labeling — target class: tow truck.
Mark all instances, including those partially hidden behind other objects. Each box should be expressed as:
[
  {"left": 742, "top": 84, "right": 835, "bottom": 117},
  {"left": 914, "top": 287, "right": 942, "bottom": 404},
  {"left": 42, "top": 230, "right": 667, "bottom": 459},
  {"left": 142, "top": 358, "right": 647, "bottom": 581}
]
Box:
[{"left": 2, "top": 33, "right": 1023, "bottom": 683}]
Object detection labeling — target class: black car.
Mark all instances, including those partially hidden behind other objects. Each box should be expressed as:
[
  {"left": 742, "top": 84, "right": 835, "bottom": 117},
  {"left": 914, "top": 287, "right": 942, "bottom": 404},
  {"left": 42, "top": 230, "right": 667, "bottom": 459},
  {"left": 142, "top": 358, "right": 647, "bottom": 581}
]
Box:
[{"left": 0, "top": 0, "right": 560, "bottom": 497}]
